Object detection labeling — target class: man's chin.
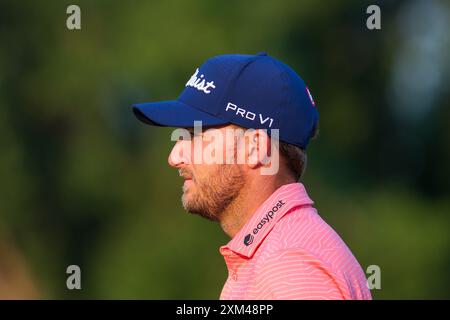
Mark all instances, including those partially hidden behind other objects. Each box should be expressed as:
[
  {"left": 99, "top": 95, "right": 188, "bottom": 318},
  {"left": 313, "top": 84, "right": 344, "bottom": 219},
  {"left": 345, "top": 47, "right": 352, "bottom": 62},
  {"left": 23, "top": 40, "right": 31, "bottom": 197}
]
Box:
[
  {"left": 182, "top": 197, "right": 219, "bottom": 222},
  {"left": 190, "top": 210, "right": 219, "bottom": 222}
]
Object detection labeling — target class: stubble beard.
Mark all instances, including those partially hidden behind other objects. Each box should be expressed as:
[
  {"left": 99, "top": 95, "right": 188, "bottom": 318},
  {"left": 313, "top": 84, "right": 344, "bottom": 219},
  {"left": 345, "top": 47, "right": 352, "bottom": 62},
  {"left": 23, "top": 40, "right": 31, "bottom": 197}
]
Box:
[{"left": 181, "top": 164, "right": 245, "bottom": 221}]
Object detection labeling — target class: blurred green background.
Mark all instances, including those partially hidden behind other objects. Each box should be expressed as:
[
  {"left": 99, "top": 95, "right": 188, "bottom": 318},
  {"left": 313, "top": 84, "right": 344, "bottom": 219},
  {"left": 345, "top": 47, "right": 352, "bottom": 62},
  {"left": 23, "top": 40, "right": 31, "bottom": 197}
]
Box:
[{"left": 0, "top": 0, "right": 449, "bottom": 299}]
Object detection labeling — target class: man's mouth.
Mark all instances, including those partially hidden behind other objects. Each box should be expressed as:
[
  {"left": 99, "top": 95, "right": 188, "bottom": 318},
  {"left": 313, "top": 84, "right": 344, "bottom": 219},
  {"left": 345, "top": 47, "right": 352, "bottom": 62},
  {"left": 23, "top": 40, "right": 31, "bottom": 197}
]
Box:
[
  {"left": 179, "top": 170, "right": 194, "bottom": 188},
  {"left": 182, "top": 176, "right": 195, "bottom": 191},
  {"left": 180, "top": 174, "right": 193, "bottom": 181}
]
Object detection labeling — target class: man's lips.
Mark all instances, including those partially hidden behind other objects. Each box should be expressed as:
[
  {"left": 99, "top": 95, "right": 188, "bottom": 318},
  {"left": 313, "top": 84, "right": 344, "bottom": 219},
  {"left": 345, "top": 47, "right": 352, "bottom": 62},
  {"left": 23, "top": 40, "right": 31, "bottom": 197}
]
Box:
[
  {"left": 183, "top": 178, "right": 193, "bottom": 189},
  {"left": 179, "top": 170, "right": 194, "bottom": 188},
  {"left": 179, "top": 170, "right": 193, "bottom": 180}
]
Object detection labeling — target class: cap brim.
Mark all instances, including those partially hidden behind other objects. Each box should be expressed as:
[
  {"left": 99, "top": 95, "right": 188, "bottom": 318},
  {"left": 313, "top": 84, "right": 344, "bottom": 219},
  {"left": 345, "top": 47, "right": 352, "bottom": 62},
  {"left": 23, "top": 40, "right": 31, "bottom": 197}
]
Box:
[{"left": 132, "top": 100, "right": 228, "bottom": 128}]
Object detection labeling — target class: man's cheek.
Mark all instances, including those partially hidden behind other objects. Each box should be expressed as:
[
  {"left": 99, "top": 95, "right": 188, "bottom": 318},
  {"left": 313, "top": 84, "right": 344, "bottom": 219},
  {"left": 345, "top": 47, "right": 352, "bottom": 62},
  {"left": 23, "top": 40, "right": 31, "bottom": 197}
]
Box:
[{"left": 202, "top": 135, "right": 225, "bottom": 165}]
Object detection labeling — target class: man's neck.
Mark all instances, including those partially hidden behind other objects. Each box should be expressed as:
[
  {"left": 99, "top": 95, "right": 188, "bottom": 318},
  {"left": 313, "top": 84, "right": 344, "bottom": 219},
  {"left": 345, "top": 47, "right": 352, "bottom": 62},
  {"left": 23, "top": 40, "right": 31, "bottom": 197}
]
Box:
[{"left": 219, "top": 175, "right": 296, "bottom": 238}]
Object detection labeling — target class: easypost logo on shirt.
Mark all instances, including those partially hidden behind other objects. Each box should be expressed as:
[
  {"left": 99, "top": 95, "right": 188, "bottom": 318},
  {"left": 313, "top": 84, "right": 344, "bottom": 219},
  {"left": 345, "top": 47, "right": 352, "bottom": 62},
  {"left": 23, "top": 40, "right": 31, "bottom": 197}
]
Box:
[
  {"left": 243, "top": 199, "right": 285, "bottom": 246},
  {"left": 244, "top": 234, "right": 254, "bottom": 246}
]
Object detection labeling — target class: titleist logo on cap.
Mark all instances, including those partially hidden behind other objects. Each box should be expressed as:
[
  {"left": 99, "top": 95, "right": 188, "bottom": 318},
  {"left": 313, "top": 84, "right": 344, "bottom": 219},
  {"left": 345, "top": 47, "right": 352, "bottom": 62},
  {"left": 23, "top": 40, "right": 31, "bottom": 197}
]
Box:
[{"left": 185, "top": 68, "right": 216, "bottom": 94}]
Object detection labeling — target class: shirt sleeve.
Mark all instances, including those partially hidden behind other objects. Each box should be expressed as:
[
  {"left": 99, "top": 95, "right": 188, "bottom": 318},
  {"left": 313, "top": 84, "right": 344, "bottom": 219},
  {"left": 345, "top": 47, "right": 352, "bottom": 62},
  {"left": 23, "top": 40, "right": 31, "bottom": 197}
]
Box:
[{"left": 253, "top": 248, "right": 348, "bottom": 300}]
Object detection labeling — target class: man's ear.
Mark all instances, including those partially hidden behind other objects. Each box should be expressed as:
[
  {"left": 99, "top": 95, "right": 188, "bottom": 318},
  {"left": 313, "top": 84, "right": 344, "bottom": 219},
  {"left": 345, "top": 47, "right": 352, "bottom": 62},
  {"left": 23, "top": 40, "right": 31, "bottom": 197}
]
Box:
[{"left": 246, "top": 129, "right": 271, "bottom": 169}]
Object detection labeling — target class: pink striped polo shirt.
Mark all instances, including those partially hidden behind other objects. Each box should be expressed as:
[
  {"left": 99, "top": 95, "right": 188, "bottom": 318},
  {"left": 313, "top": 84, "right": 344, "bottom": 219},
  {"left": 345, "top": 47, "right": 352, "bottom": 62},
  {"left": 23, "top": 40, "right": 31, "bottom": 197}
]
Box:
[{"left": 219, "top": 183, "right": 372, "bottom": 300}]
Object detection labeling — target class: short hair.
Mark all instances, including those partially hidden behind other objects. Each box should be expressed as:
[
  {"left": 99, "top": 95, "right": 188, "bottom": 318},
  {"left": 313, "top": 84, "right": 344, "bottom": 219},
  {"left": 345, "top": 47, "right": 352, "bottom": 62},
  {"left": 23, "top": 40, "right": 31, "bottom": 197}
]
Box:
[{"left": 279, "top": 124, "right": 319, "bottom": 181}]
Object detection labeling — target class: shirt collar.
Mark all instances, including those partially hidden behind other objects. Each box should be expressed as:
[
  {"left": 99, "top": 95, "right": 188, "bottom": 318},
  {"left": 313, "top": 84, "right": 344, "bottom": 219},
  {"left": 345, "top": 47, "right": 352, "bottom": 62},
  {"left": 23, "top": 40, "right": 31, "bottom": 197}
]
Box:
[{"left": 219, "top": 182, "right": 314, "bottom": 258}]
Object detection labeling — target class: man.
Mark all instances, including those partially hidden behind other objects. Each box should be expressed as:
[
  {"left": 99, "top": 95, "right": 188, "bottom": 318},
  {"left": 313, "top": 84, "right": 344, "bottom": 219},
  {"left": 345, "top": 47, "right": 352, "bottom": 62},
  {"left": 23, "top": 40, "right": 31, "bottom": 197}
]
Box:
[{"left": 132, "top": 52, "right": 371, "bottom": 300}]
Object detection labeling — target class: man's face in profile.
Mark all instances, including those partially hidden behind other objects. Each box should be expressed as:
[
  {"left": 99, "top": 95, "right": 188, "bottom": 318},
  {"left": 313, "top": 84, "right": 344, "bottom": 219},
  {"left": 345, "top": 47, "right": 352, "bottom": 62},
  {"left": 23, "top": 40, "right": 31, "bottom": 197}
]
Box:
[{"left": 168, "top": 124, "right": 246, "bottom": 221}]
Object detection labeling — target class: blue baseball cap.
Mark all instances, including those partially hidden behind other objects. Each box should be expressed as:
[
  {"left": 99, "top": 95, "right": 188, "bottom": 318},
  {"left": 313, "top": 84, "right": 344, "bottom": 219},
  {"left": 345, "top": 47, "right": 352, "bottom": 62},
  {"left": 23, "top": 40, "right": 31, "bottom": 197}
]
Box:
[{"left": 132, "top": 52, "right": 319, "bottom": 149}]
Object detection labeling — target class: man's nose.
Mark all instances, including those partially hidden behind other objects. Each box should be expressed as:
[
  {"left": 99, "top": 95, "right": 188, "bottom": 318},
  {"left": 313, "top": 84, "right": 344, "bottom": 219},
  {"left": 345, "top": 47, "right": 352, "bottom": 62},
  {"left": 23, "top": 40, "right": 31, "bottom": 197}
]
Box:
[{"left": 168, "top": 140, "right": 191, "bottom": 168}]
